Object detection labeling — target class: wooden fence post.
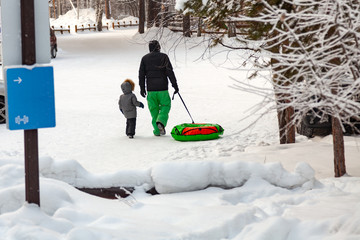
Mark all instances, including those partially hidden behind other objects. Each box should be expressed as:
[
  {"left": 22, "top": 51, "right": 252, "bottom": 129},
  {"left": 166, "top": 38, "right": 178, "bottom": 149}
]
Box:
[
  {"left": 183, "top": 14, "right": 191, "bottom": 37},
  {"left": 197, "top": 18, "right": 202, "bottom": 37},
  {"left": 227, "top": 22, "right": 236, "bottom": 37}
]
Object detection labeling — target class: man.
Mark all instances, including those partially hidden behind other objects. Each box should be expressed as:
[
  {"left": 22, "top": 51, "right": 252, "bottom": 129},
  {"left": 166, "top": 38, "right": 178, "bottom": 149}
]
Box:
[{"left": 139, "top": 40, "right": 179, "bottom": 136}]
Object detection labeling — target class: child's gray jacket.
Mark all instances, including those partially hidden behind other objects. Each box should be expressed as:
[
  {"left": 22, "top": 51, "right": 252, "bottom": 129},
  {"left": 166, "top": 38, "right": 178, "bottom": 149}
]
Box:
[{"left": 119, "top": 81, "right": 142, "bottom": 119}]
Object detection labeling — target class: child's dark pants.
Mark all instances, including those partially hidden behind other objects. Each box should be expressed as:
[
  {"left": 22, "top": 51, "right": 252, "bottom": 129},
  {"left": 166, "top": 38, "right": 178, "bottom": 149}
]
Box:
[{"left": 126, "top": 118, "right": 136, "bottom": 136}]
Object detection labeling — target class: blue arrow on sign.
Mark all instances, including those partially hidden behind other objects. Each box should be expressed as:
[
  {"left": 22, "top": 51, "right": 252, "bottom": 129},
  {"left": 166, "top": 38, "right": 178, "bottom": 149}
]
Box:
[{"left": 5, "top": 66, "right": 56, "bottom": 130}]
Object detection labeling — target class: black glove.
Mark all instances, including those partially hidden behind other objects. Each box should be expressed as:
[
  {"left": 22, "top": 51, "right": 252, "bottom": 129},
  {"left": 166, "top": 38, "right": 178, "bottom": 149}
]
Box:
[
  {"left": 174, "top": 86, "right": 179, "bottom": 95},
  {"left": 141, "top": 89, "right": 146, "bottom": 98},
  {"left": 139, "top": 102, "right": 144, "bottom": 108}
]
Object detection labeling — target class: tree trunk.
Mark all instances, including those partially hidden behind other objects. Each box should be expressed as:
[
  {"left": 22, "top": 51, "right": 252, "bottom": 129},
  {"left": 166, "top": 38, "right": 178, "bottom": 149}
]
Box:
[
  {"left": 57, "top": 0, "right": 62, "bottom": 17},
  {"left": 52, "top": 0, "right": 56, "bottom": 18},
  {"left": 277, "top": 107, "right": 295, "bottom": 144},
  {"left": 183, "top": 14, "right": 191, "bottom": 37},
  {"left": 77, "top": 0, "right": 80, "bottom": 20},
  {"left": 147, "top": 0, "right": 160, "bottom": 28},
  {"left": 138, "top": 0, "right": 145, "bottom": 33},
  {"left": 105, "top": 0, "right": 111, "bottom": 19},
  {"left": 95, "top": 0, "right": 103, "bottom": 31},
  {"left": 286, "top": 106, "right": 295, "bottom": 143},
  {"left": 275, "top": 92, "right": 295, "bottom": 144},
  {"left": 332, "top": 117, "right": 346, "bottom": 177},
  {"left": 271, "top": 55, "right": 296, "bottom": 145}
]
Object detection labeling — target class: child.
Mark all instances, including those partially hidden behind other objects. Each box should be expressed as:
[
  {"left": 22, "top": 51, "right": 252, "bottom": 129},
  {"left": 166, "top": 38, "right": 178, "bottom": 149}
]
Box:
[{"left": 118, "top": 79, "right": 144, "bottom": 138}]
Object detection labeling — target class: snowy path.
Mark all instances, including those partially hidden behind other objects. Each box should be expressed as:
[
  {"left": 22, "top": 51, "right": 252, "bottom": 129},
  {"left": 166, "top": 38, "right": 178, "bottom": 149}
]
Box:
[{"left": 0, "top": 28, "right": 279, "bottom": 173}]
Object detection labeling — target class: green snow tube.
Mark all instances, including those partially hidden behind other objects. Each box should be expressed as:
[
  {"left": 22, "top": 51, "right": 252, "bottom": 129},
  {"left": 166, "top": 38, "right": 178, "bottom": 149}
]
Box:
[{"left": 171, "top": 123, "right": 224, "bottom": 141}]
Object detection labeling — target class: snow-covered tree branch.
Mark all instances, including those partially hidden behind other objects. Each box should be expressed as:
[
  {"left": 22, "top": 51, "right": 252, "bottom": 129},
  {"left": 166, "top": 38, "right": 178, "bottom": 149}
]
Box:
[{"left": 179, "top": 0, "right": 360, "bottom": 176}]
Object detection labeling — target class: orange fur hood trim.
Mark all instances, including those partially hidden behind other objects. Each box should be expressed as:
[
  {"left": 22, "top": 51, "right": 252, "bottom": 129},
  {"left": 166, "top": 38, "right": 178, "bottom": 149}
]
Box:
[{"left": 124, "top": 79, "right": 135, "bottom": 91}]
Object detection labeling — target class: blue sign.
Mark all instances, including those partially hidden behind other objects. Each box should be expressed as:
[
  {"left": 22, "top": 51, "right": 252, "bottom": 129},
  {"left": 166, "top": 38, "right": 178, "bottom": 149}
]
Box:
[{"left": 5, "top": 66, "right": 56, "bottom": 130}]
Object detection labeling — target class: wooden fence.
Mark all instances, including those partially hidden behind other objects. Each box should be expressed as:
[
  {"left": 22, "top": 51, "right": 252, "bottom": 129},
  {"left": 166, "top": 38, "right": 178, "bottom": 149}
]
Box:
[
  {"left": 112, "top": 20, "right": 138, "bottom": 29},
  {"left": 50, "top": 15, "right": 247, "bottom": 37},
  {"left": 51, "top": 25, "right": 71, "bottom": 34},
  {"left": 166, "top": 14, "right": 250, "bottom": 37},
  {"left": 51, "top": 20, "right": 139, "bottom": 34}
]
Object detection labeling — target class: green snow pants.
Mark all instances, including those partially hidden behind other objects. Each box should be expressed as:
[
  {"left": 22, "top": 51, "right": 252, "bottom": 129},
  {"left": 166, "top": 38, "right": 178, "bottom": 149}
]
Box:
[{"left": 147, "top": 90, "right": 171, "bottom": 136}]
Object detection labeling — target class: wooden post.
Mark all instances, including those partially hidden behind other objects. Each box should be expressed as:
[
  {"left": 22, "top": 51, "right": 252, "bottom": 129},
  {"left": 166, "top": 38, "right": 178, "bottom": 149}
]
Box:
[
  {"left": 197, "top": 18, "right": 202, "bottom": 37},
  {"left": 138, "top": 0, "right": 145, "bottom": 33},
  {"left": 183, "top": 14, "right": 191, "bottom": 37},
  {"left": 332, "top": 116, "right": 346, "bottom": 177},
  {"left": 20, "top": 0, "right": 40, "bottom": 206},
  {"left": 227, "top": 22, "right": 236, "bottom": 38},
  {"left": 24, "top": 130, "right": 40, "bottom": 204}
]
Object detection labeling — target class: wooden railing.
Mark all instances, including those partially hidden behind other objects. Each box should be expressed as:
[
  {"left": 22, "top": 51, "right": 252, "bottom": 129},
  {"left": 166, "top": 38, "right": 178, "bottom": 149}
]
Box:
[
  {"left": 51, "top": 25, "right": 71, "bottom": 34},
  {"left": 75, "top": 23, "right": 97, "bottom": 32},
  {"left": 112, "top": 20, "right": 138, "bottom": 29},
  {"left": 51, "top": 20, "right": 139, "bottom": 34},
  {"left": 166, "top": 14, "right": 250, "bottom": 37}
]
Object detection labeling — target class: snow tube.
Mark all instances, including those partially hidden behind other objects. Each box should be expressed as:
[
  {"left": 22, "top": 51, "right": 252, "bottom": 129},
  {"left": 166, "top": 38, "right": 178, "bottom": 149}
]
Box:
[{"left": 171, "top": 123, "right": 224, "bottom": 141}]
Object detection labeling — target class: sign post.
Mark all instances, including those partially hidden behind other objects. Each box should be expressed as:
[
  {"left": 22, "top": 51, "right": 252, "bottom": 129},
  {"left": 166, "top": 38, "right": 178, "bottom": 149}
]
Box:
[
  {"left": 22, "top": 0, "right": 40, "bottom": 206},
  {"left": 1, "top": 0, "right": 56, "bottom": 206}
]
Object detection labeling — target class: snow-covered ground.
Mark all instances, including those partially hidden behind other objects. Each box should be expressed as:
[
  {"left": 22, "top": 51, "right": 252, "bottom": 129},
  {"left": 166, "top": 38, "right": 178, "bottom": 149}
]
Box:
[{"left": 0, "top": 9, "right": 360, "bottom": 239}]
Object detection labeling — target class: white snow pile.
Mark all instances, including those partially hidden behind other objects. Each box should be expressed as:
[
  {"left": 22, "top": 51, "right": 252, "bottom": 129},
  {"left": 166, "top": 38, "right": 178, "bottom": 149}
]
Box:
[
  {"left": 1, "top": 157, "right": 360, "bottom": 240},
  {"left": 37, "top": 157, "right": 315, "bottom": 193},
  {"left": 0, "top": 157, "right": 317, "bottom": 217},
  {"left": 151, "top": 160, "right": 315, "bottom": 193},
  {"left": 2, "top": 157, "right": 316, "bottom": 193}
]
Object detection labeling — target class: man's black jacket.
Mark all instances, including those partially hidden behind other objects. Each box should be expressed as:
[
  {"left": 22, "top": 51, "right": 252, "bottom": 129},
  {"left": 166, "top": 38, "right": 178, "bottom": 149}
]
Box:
[{"left": 139, "top": 51, "right": 178, "bottom": 92}]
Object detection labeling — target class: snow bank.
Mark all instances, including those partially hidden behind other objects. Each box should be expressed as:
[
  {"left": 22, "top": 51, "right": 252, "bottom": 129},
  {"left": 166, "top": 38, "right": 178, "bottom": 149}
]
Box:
[
  {"left": 39, "top": 157, "right": 153, "bottom": 188},
  {"left": 51, "top": 8, "right": 100, "bottom": 27},
  {"left": 0, "top": 156, "right": 319, "bottom": 239},
  {"left": 0, "top": 204, "right": 73, "bottom": 239},
  {"left": 151, "top": 161, "right": 315, "bottom": 194},
  {"left": 37, "top": 157, "right": 315, "bottom": 194}
]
